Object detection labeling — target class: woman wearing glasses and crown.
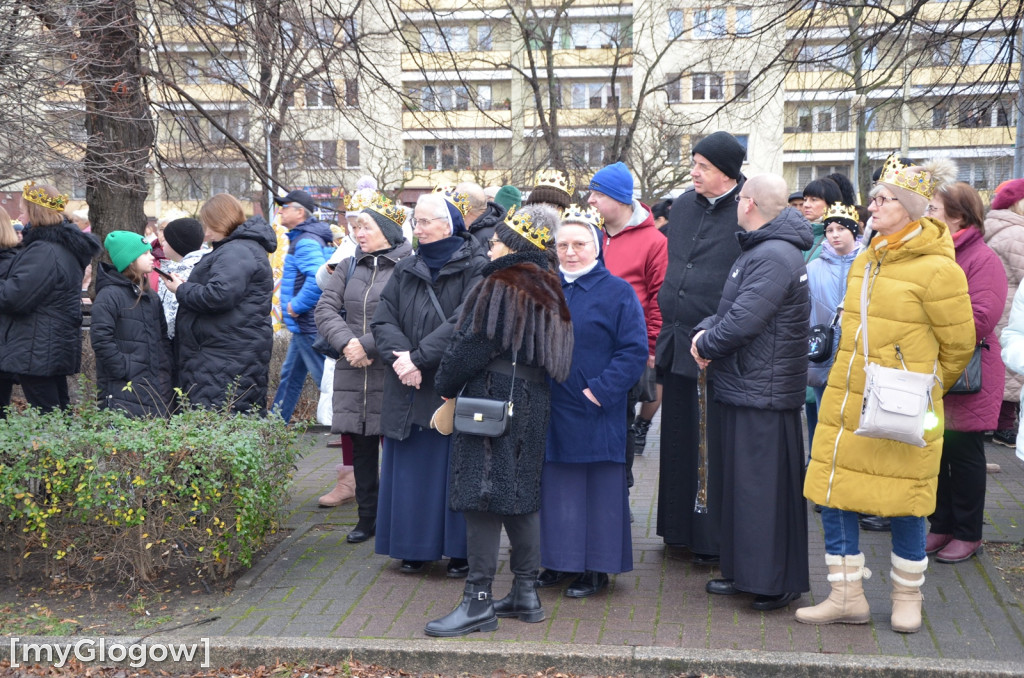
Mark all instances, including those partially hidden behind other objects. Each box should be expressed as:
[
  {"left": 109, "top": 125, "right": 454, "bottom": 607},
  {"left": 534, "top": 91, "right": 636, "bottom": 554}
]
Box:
[
  {"left": 0, "top": 183, "right": 100, "bottom": 412},
  {"left": 799, "top": 155, "right": 974, "bottom": 634}
]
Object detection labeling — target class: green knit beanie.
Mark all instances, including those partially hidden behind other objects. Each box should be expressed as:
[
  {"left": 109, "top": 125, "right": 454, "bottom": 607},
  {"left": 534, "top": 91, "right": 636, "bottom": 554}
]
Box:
[
  {"left": 494, "top": 185, "right": 522, "bottom": 212},
  {"left": 104, "top": 230, "right": 152, "bottom": 273}
]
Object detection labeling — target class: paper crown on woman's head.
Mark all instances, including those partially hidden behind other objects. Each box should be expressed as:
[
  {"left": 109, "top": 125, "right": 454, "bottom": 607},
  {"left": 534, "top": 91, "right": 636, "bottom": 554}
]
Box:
[
  {"left": 364, "top": 194, "right": 406, "bottom": 228},
  {"left": 561, "top": 204, "right": 604, "bottom": 231},
  {"left": 533, "top": 169, "right": 575, "bottom": 197},
  {"left": 23, "top": 182, "right": 68, "bottom": 211},
  {"left": 433, "top": 185, "right": 471, "bottom": 217},
  {"left": 502, "top": 206, "right": 552, "bottom": 250},
  {"left": 877, "top": 154, "right": 941, "bottom": 200}
]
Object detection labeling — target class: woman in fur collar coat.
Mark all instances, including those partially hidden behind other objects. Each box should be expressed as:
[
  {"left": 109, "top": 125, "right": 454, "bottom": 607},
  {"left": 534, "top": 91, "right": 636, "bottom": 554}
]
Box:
[
  {"left": 426, "top": 205, "right": 573, "bottom": 638},
  {"left": 0, "top": 183, "right": 100, "bottom": 412}
]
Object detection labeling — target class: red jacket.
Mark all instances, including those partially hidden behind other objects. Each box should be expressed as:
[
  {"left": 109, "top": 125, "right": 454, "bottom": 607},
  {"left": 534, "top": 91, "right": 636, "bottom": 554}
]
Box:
[
  {"left": 602, "top": 202, "right": 667, "bottom": 355},
  {"left": 945, "top": 226, "right": 1008, "bottom": 432}
]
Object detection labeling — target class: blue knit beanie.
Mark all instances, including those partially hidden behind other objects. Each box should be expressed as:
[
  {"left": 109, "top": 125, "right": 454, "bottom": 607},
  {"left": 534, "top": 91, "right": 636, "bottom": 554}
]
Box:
[{"left": 589, "top": 162, "right": 634, "bottom": 205}]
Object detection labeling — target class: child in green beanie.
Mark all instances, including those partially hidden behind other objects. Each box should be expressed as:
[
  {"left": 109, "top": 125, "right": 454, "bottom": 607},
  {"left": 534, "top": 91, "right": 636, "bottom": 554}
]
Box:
[{"left": 90, "top": 231, "right": 173, "bottom": 417}]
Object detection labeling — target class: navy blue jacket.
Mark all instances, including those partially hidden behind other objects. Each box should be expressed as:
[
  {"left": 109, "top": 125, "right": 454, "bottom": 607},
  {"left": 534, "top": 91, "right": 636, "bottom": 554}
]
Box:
[
  {"left": 546, "top": 262, "right": 648, "bottom": 464},
  {"left": 281, "top": 217, "right": 333, "bottom": 334},
  {"left": 695, "top": 207, "right": 813, "bottom": 411}
]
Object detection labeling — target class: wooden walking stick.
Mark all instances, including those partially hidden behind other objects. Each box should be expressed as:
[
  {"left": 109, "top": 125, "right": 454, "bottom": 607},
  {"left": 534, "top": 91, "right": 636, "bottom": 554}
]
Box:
[{"left": 694, "top": 367, "right": 709, "bottom": 514}]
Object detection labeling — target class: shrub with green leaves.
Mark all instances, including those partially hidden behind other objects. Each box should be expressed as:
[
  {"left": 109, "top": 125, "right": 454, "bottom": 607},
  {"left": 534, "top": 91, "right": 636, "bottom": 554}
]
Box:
[{"left": 0, "top": 396, "right": 299, "bottom": 584}]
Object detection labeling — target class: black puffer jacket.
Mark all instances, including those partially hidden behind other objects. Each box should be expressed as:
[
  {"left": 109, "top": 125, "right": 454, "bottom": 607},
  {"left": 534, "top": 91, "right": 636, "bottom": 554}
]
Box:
[
  {"left": 467, "top": 201, "right": 506, "bottom": 248},
  {"left": 435, "top": 251, "right": 573, "bottom": 515},
  {"left": 91, "top": 263, "right": 173, "bottom": 417},
  {"left": 695, "top": 207, "right": 813, "bottom": 410},
  {"left": 656, "top": 181, "right": 744, "bottom": 379},
  {"left": 371, "top": 232, "right": 487, "bottom": 440},
  {"left": 175, "top": 216, "right": 277, "bottom": 413},
  {"left": 0, "top": 220, "right": 100, "bottom": 376},
  {"left": 315, "top": 240, "right": 413, "bottom": 435}
]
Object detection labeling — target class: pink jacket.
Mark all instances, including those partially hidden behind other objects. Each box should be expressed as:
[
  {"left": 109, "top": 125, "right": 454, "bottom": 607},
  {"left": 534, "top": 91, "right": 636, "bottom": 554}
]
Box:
[{"left": 944, "top": 226, "right": 1008, "bottom": 431}]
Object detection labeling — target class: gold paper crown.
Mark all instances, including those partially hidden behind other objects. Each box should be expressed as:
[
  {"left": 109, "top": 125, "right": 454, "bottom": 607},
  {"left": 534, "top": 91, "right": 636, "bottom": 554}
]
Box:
[
  {"left": 560, "top": 204, "right": 604, "bottom": 231},
  {"left": 823, "top": 202, "right": 859, "bottom": 224},
  {"left": 344, "top": 188, "right": 377, "bottom": 212},
  {"left": 877, "top": 154, "right": 940, "bottom": 200},
  {"left": 365, "top": 194, "right": 407, "bottom": 228},
  {"left": 23, "top": 182, "right": 68, "bottom": 211},
  {"left": 503, "top": 206, "right": 552, "bottom": 250},
  {"left": 534, "top": 169, "right": 575, "bottom": 196},
  {"left": 433, "top": 185, "right": 470, "bottom": 217}
]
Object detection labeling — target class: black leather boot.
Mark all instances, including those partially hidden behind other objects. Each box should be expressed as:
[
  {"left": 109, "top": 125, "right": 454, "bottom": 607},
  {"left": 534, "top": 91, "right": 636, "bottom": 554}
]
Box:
[
  {"left": 494, "top": 576, "right": 545, "bottom": 623},
  {"left": 424, "top": 582, "right": 499, "bottom": 637},
  {"left": 346, "top": 516, "right": 375, "bottom": 544}
]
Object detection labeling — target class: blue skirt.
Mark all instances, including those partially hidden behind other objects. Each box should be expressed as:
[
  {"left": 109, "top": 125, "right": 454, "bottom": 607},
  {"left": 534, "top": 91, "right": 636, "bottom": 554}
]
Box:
[
  {"left": 539, "top": 461, "right": 632, "bottom": 574},
  {"left": 375, "top": 426, "right": 467, "bottom": 561}
]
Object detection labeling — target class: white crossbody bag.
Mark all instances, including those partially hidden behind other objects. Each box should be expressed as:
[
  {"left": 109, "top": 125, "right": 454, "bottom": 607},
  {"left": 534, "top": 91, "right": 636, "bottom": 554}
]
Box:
[{"left": 853, "top": 261, "right": 938, "bottom": 448}]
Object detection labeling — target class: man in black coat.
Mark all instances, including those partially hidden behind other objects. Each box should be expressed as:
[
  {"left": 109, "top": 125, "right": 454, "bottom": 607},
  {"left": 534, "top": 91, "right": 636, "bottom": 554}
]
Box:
[
  {"left": 655, "top": 131, "right": 746, "bottom": 564},
  {"left": 691, "top": 173, "right": 812, "bottom": 611}
]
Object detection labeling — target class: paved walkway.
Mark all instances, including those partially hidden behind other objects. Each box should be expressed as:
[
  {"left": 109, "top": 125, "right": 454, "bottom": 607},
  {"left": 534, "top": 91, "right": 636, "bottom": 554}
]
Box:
[{"left": 203, "top": 421, "right": 1024, "bottom": 669}]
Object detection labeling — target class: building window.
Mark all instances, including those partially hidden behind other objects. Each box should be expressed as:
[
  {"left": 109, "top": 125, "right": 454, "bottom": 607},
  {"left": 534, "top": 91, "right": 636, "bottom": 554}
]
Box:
[
  {"left": 424, "top": 144, "right": 437, "bottom": 168},
  {"left": 570, "top": 82, "right": 621, "bottom": 109},
  {"left": 795, "top": 104, "right": 850, "bottom": 132},
  {"left": 211, "top": 171, "right": 249, "bottom": 197},
  {"left": 666, "top": 135, "right": 681, "bottom": 164},
  {"left": 734, "top": 71, "right": 750, "bottom": 100},
  {"left": 691, "top": 73, "right": 723, "bottom": 101},
  {"left": 693, "top": 8, "right": 727, "bottom": 38},
  {"left": 304, "top": 19, "right": 333, "bottom": 48},
  {"left": 305, "top": 82, "right": 337, "bottom": 108},
  {"left": 208, "top": 0, "right": 242, "bottom": 25},
  {"left": 570, "top": 140, "right": 608, "bottom": 167},
  {"left": 959, "top": 36, "right": 1010, "bottom": 65},
  {"left": 477, "top": 25, "right": 493, "bottom": 51},
  {"left": 345, "top": 140, "right": 360, "bottom": 168},
  {"left": 208, "top": 54, "right": 247, "bottom": 82},
  {"left": 668, "top": 10, "right": 684, "bottom": 39},
  {"left": 476, "top": 84, "right": 492, "bottom": 110},
  {"left": 441, "top": 143, "right": 470, "bottom": 170},
  {"left": 666, "top": 74, "right": 681, "bottom": 103},
  {"left": 420, "top": 85, "right": 469, "bottom": 111},
  {"left": 796, "top": 165, "right": 850, "bottom": 188},
  {"left": 932, "top": 106, "right": 948, "bottom": 129},
  {"left": 209, "top": 112, "right": 248, "bottom": 142},
  {"left": 569, "top": 21, "right": 629, "bottom": 49},
  {"left": 735, "top": 7, "right": 752, "bottom": 35},
  {"left": 421, "top": 25, "right": 470, "bottom": 53},
  {"left": 345, "top": 79, "right": 359, "bottom": 107},
  {"left": 305, "top": 140, "right": 338, "bottom": 168},
  {"left": 479, "top": 143, "right": 494, "bottom": 169},
  {"left": 957, "top": 157, "right": 1012, "bottom": 190}
]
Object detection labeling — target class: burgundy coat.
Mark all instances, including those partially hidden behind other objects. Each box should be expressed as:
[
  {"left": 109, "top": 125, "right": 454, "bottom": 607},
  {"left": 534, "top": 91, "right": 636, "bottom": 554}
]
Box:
[{"left": 944, "top": 226, "right": 1008, "bottom": 432}]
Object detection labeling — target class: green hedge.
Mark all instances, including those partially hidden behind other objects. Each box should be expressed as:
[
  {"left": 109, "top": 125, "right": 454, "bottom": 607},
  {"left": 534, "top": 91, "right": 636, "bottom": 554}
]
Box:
[{"left": 0, "top": 397, "right": 300, "bottom": 584}]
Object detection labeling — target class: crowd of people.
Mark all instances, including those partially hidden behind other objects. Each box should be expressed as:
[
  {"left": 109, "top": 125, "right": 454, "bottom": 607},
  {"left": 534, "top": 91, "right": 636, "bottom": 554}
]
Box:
[{"left": 2, "top": 132, "right": 1023, "bottom": 639}]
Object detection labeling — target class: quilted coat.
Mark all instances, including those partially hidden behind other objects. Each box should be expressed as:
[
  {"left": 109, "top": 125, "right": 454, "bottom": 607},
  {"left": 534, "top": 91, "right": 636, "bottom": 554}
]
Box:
[
  {"left": 943, "top": 227, "right": 1007, "bottom": 432},
  {"left": 280, "top": 217, "right": 333, "bottom": 335},
  {"left": 983, "top": 208, "right": 1024, "bottom": 401},
  {"left": 0, "top": 220, "right": 101, "bottom": 377},
  {"left": 435, "top": 251, "right": 574, "bottom": 515},
  {"left": 175, "top": 216, "right": 277, "bottom": 414},
  {"left": 694, "top": 207, "right": 813, "bottom": 411},
  {"left": 314, "top": 240, "right": 413, "bottom": 435},
  {"left": 998, "top": 279, "right": 1024, "bottom": 462},
  {"left": 90, "top": 262, "right": 173, "bottom": 417},
  {"left": 804, "top": 217, "right": 974, "bottom": 517},
  {"left": 371, "top": 232, "right": 488, "bottom": 440}
]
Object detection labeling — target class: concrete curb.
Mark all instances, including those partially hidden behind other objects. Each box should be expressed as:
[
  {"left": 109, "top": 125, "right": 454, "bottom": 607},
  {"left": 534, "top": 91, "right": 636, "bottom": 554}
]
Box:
[{"left": 5, "top": 635, "right": 1023, "bottom": 677}]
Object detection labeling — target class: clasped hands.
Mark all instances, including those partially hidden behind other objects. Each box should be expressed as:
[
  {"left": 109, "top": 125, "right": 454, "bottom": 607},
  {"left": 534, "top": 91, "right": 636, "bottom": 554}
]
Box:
[
  {"left": 345, "top": 338, "right": 372, "bottom": 368},
  {"left": 392, "top": 350, "right": 422, "bottom": 389}
]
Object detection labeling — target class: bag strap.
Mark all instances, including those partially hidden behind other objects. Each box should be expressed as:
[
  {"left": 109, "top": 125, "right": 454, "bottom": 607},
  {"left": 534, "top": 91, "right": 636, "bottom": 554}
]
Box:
[
  {"left": 456, "top": 351, "right": 519, "bottom": 405},
  {"left": 859, "top": 262, "right": 874, "bottom": 368},
  {"left": 425, "top": 285, "right": 446, "bottom": 323}
]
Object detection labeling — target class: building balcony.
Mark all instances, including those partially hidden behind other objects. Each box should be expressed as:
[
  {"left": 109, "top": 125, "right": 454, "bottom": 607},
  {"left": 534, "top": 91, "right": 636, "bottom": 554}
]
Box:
[
  {"left": 523, "top": 107, "right": 633, "bottom": 129},
  {"left": 783, "top": 127, "right": 1015, "bottom": 152},
  {"left": 913, "top": 63, "right": 1019, "bottom": 87},
  {"left": 402, "top": 51, "right": 510, "bottom": 72},
  {"left": 401, "top": 168, "right": 508, "bottom": 190},
  {"left": 402, "top": 109, "right": 513, "bottom": 130},
  {"left": 784, "top": 70, "right": 855, "bottom": 92}
]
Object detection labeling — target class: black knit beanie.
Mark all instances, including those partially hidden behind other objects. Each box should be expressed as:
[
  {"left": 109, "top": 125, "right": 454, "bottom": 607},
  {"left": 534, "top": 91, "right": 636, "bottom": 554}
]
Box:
[
  {"left": 691, "top": 131, "right": 746, "bottom": 180},
  {"left": 362, "top": 209, "right": 405, "bottom": 247},
  {"left": 163, "top": 218, "right": 204, "bottom": 257}
]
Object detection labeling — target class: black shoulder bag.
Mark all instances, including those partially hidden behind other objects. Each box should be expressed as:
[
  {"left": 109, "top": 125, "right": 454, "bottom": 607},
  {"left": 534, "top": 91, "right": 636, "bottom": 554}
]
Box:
[
  {"left": 948, "top": 340, "right": 986, "bottom": 395},
  {"left": 808, "top": 306, "right": 842, "bottom": 363},
  {"left": 453, "top": 355, "right": 517, "bottom": 438}
]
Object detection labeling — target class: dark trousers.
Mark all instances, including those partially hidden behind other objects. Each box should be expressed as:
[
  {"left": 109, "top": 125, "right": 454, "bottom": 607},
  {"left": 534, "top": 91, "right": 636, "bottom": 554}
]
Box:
[
  {"left": 930, "top": 430, "right": 987, "bottom": 541},
  {"left": 997, "top": 400, "right": 1019, "bottom": 431},
  {"left": 350, "top": 433, "right": 380, "bottom": 519},
  {"left": 465, "top": 510, "right": 540, "bottom": 587},
  {"left": 625, "top": 390, "right": 637, "bottom": 488},
  {"left": 18, "top": 375, "right": 69, "bottom": 413},
  {"left": 0, "top": 374, "right": 13, "bottom": 418}
]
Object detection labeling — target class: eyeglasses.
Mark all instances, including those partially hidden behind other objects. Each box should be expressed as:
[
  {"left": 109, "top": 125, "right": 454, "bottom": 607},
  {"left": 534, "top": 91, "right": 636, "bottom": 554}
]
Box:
[
  {"left": 556, "top": 241, "right": 593, "bottom": 253},
  {"left": 735, "top": 194, "right": 758, "bottom": 206},
  {"left": 925, "top": 204, "right": 940, "bottom": 214},
  {"left": 413, "top": 217, "right": 443, "bottom": 228},
  {"left": 871, "top": 195, "right": 899, "bottom": 207},
  {"left": 487, "top": 238, "right": 502, "bottom": 249}
]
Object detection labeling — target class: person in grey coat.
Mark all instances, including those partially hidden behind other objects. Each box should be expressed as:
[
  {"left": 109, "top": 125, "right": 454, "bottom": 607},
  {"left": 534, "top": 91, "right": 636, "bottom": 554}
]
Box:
[
  {"left": 692, "top": 174, "right": 812, "bottom": 611},
  {"left": 314, "top": 196, "right": 413, "bottom": 542}
]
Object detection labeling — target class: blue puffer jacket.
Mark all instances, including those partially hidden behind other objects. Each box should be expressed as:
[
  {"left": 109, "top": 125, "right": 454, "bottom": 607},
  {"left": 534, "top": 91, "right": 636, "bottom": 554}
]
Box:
[
  {"left": 806, "top": 241, "right": 863, "bottom": 388},
  {"left": 281, "top": 217, "right": 333, "bottom": 334}
]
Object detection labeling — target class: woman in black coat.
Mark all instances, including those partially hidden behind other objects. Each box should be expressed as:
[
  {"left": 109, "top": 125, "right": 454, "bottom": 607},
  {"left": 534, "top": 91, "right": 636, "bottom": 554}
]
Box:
[
  {"left": 0, "top": 183, "right": 100, "bottom": 412},
  {"left": 164, "top": 193, "right": 276, "bottom": 414},
  {"left": 424, "top": 205, "right": 573, "bottom": 637},
  {"left": 91, "top": 231, "right": 173, "bottom": 418},
  {"left": 370, "top": 188, "right": 488, "bottom": 576}
]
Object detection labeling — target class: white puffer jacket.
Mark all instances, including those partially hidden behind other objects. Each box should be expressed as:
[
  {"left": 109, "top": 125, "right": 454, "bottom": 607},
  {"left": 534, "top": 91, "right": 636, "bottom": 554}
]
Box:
[{"left": 985, "top": 208, "right": 1024, "bottom": 402}]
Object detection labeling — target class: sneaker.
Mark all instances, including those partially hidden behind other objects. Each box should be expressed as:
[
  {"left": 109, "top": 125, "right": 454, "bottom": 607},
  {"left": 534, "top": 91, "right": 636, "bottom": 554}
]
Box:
[
  {"left": 992, "top": 429, "right": 1016, "bottom": 448},
  {"left": 632, "top": 417, "right": 652, "bottom": 454}
]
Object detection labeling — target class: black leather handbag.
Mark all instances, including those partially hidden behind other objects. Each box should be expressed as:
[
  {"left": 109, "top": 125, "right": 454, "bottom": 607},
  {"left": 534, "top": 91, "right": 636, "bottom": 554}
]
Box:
[
  {"left": 949, "top": 341, "right": 986, "bottom": 395},
  {"left": 453, "top": 357, "right": 517, "bottom": 438}
]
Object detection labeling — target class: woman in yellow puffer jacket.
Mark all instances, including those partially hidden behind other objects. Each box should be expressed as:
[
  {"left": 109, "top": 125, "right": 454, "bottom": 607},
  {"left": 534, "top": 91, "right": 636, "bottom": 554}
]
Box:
[{"left": 797, "top": 155, "right": 974, "bottom": 634}]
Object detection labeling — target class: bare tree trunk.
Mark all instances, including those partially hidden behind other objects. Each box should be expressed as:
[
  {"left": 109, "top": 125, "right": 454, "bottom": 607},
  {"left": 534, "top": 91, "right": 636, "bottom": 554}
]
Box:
[{"left": 77, "top": 0, "right": 154, "bottom": 240}]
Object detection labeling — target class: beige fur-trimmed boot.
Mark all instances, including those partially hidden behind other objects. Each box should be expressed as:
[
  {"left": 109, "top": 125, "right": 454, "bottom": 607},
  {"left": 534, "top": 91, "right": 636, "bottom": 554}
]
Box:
[
  {"left": 318, "top": 464, "right": 355, "bottom": 508},
  {"left": 890, "top": 553, "right": 927, "bottom": 633},
  {"left": 795, "top": 553, "right": 872, "bottom": 625}
]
